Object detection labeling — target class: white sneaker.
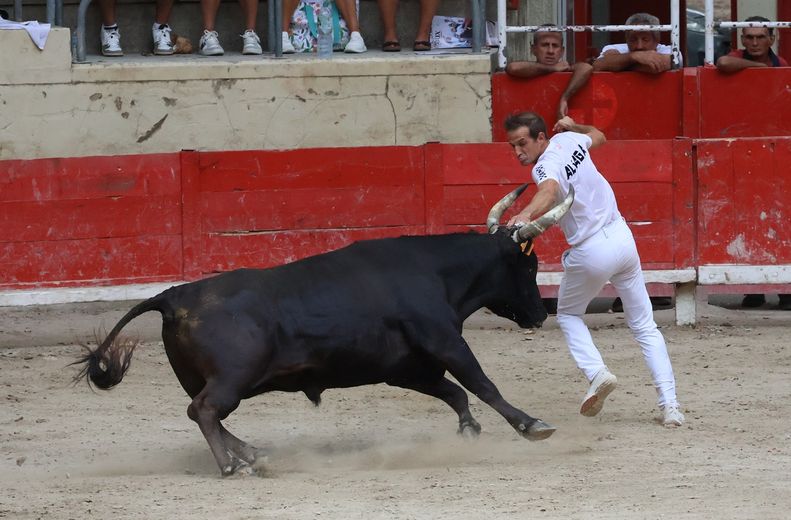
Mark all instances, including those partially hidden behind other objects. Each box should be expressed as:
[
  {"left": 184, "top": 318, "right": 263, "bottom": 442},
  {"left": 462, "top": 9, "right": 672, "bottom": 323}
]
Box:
[
  {"left": 344, "top": 31, "right": 367, "bottom": 53},
  {"left": 662, "top": 406, "right": 685, "bottom": 427},
  {"left": 580, "top": 367, "right": 617, "bottom": 417},
  {"left": 281, "top": 31, "right": 295, "bottom": 54},
  {"left": 199, "top": 30, "right": 224, "bottom": 56},
  {"left": 241, "top": 30, "right": 262, "bottom": 55},
  {"left": 152, "top": 23, "right": 174, "bottom": 55},
  {"left": 100, "top": 25, "right": 123, "bottom": 56}
]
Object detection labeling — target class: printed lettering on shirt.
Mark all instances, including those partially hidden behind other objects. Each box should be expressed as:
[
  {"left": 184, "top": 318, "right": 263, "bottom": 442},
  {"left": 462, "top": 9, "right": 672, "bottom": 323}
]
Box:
[
  {"left": 564, "top": 143, "right": 588, "bottom": 180},
  {"left": 534, "top": 164, "right": 547, "bottom": 182}
]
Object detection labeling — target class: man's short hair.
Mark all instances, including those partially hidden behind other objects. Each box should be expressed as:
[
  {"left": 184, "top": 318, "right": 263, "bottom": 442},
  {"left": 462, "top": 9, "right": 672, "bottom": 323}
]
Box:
[
  {"left": 504, "top": 112, "right": 548, "bottom": 139},
  {"left": 532, "top": 23, "right": 563, "bottom": 46},
  {"left": 625, "top": 12, "right": 661, "bottom": 40},
  {"left": 744, "top": 15, "right": 773, "bottom": 36}
]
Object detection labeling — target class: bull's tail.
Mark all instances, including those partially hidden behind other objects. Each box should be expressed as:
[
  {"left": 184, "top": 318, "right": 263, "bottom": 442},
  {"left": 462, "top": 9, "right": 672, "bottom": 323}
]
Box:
[{"left": 71, "top": 293, "right": 168, "bottom": 390}]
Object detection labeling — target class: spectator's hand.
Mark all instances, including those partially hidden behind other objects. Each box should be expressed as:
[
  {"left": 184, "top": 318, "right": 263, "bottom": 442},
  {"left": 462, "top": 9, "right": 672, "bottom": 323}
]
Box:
[
  {"left": 553, "top": 116, "right": 575, "bottom": 133},
  {"left": 556, "top": 98, "right": 569, "bottom": 120},
  {"left": 554, "top": 60, "right": 572, "bottom": 72},
  {"left": 631, "top": 51, "right": 667, "bottom": 73}
]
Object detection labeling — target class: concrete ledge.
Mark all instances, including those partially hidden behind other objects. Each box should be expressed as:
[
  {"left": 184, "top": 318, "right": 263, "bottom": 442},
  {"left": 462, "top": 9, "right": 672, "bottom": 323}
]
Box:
[
  {"left": 698, "top": 265, "right": 791, "bottom": 285},
  {"left": 71, "top": 50, "right": 493, "bottom": 83},
  {"left": 0, "top": 27, "right": 71, "bottom": 84}
]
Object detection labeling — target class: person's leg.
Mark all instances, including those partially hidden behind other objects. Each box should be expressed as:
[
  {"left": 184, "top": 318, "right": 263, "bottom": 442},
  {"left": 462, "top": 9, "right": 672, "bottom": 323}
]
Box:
[
  {"left": 238, "top": 0, "right": 257, "bottom": 31},
  {"left": 201, "top": 0, "right": 220, "bottom": 31},
  {"left": 97, "top": 0, "right": 116, "bottom": 26},
  {"left": 154, "top": 0, "right": 173, "bottom": 24},
  {"left": 335, "top": 0, "right": 359, "bottom": 32},
  {"left": 414, "top": 0, "right": 440, "bottom": 44},
  {"left": 609, "top": 220, "right": 679, "bottom": 411},
  {"left": 281, "top": 0, "right": 300, "bottom": 32},
  {"left": 376, "top": 0, "right": 399, "bottom": 44}
]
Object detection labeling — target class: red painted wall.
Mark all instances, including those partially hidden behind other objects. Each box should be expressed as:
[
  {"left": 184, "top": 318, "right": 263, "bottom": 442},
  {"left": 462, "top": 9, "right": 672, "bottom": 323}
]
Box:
[{"left": 491, "top": 71, "right": 685, "bottom": 141}]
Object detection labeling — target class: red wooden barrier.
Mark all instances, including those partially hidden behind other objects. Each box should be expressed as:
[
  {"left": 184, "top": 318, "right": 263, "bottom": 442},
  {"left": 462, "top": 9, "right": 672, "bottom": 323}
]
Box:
[
  {"left": 491, "top": 71, "right": 684, "bottom": 142},
  {"left": 0, "top": 154, "right": 182, "bottom": 290},
  {"left": 697, "top": 68, "right": 791, "bottom": 138}
]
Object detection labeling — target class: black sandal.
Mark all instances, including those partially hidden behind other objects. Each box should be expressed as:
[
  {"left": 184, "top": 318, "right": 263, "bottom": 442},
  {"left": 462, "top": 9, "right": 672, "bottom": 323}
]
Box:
[
  {"left": 413, "top": 40, "right": 431, "bottom": 51},
  {"left": 382, "top": 41, "right": 401, "bottom": 52}
]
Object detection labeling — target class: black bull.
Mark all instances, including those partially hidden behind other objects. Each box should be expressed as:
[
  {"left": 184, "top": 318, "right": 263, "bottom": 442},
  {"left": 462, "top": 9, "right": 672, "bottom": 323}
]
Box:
[{"left": 74, "top": 185, "right": 573, "bottom": 476}]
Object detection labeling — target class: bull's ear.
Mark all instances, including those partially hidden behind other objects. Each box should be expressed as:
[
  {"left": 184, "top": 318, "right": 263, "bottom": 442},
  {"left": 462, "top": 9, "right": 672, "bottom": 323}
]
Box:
[{"left": 520, "top": 239, "right": 535, "bottom": 256}]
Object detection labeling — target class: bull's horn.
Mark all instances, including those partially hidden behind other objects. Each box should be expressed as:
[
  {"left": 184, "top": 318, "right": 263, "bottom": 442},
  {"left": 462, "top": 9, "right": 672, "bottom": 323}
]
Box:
[
  {"left": 514, "top": 185, "right": 575, "bottom": 241},
  {"left": 486, "top": 183, "right": 529, "bottom": 234}
]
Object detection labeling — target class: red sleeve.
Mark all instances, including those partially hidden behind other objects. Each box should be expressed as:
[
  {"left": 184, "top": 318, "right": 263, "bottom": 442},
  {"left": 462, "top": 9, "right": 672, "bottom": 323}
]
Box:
[
  {"left": 779, "top": 56, "right": 789, "bottom": 67},
  {"left": 726, "top": 50, "right": 742, "bottom": 58}
]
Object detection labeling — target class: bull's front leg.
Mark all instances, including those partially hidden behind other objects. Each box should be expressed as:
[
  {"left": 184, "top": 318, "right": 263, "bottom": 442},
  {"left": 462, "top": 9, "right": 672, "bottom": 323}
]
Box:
[{"left": 415, "top": 332, "right": 555, "bottom": 441}]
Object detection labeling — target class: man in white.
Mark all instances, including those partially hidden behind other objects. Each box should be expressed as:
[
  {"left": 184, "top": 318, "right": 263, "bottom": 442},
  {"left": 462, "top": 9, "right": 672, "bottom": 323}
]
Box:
[
  {"left": 557, "top": 12, "right": 675, "bottom": 119},
  {"left": 504, "top": 111, "right": 684, "bottom": 427}
]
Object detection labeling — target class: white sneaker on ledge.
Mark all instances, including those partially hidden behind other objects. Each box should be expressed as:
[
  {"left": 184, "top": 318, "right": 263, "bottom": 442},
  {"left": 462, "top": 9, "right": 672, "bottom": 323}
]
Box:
[
  {"left": 101, "top": 25, "right": 123, "bottom": 56},
  {"left": 199, "top": 30, "right": 224, "bottom": 56},
  {"left": 662, "top": 406, "right": 685, "bottom": 427},
  {"left": 241, "top": 30, "right": 262, "bottom": 55},
  {"left": 580, "top": 367, "right": 617, "bottom": 417},
  {"left": 281, "top": 31, "right": 295, "bottom": 54},
  {"left": 152, "top": 23, "right": 174, "bottom": 55},
  {"left": 344, "top": 31, "right": 367, "bottom": 53}
]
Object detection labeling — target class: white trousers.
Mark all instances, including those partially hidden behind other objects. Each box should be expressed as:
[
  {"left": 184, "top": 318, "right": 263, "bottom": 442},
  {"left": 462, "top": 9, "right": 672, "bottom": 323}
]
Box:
[{"left": 555, "top": 218, "right": 679, "bottom": 409}]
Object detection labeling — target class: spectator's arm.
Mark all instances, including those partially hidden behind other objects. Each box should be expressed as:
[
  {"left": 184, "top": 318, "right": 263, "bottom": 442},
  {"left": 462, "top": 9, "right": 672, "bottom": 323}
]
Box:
[
  {"left": 715, "top": 55, "right": 768, "bottom": 73},
  {"left": 557, "top": 62, "right": 593, "bottom": 118},
  {"left": 506, "top": 60, "right": 571, "bottom": 79},
  {"left": 553, "top": 117, "right": 606, "bottom": 149},
  {"left": 593, "top": 50, "right": 670, "bottom": 74}
]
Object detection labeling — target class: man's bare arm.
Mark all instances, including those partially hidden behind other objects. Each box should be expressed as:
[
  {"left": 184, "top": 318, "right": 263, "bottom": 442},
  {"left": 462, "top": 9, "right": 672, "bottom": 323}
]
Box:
[
  {"left": 553, "top": 116, "right": 606, "bottom": 149},
  {"left": 716, "top": 55, "right": 768, "bottom": 74},
  {"left": 507, "top": 179, "right": 561, "bottom": 226},
  {"left": 557, "top": 62, "right": 593, "bottom": 118},
  {"left": 593, "top": 50, "right": 670, "bottom": 74},
  {"left": 506, "top": 61, "right": 571, "bottom": 79}
]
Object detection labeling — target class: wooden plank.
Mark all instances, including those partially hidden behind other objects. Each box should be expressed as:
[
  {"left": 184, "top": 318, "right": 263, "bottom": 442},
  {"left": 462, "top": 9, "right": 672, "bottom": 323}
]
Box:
[
  {"left": 197, "top": 147, "right": 425, "bottom": 192},
  {"left": 199, "top": 186, "right": 424, "bottom": 232},
  {"left": 424, "top": 143, "right": 444, "bottom": 235},
  {"left": 181, "top": 150, "right": 202, "bottom": 281},
  {"left": 0, "top": 235, "right": 182, "bottom": 286},
  {"left": 0, "top": 154, "right": 180, "bottom": 202},
  {"left": 0, "top": 195, "right": 181, "bottom": 242}
]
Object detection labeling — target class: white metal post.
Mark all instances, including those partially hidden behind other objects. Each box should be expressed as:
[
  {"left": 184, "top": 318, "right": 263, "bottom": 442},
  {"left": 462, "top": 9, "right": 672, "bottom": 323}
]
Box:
[
  {"left": 705, "top": 0, "right": 714, "bottom": 65},
  {"left": 497, "top": 0, "right": 507, "bottom": 68}
]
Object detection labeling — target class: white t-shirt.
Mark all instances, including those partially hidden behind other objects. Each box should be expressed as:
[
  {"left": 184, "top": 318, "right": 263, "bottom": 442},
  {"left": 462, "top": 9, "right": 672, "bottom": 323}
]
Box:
[
  {"left": 531, "top": 132, "right": 621, "bottom": 246},
  {"left": 596, "top": 43, "right": 681, "bottom": 67},
  {"left": 597, "top": 42, "right": 672, "bottom": 58}
]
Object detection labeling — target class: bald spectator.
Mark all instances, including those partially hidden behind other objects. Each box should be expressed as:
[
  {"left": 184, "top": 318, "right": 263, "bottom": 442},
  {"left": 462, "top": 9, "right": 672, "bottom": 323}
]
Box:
[
  {"left": 557, "top": 12, "right": 674, "bottom": 119},
  {"left": 716, "top": 16, "right": 788, "bottom": 73},
  {"left": 505, "top": 26, "right": 571, "bottom": 78}
]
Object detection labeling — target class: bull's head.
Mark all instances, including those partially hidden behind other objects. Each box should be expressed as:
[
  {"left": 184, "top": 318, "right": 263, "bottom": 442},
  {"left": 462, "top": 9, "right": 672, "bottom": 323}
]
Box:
[{"left": 483, "top": 184, "right": 575, "bottom": 328}]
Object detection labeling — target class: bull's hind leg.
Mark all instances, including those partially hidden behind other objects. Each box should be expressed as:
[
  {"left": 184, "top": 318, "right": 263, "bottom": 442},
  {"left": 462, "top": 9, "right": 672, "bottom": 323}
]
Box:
[
  {"left": 187, "top": 383, "right": 251, "bottom": 477},
  {"left": 390, "top": 377, "right": 482, "bottom": 438}
]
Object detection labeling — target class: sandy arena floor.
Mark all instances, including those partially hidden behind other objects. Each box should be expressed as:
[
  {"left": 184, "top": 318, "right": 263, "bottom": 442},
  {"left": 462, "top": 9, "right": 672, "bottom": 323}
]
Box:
[{"left": 1, "top": 296, "right": 789, "bottom": 519}]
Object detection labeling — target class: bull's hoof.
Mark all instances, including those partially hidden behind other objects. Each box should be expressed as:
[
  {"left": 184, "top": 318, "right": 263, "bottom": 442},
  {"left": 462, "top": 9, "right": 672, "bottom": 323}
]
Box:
[
  {"left": 518, "top": 419, "right": 556, "bottom": 441},
  {"left": 222, "top": 461, "right": 254, "bottom": 478},
  {"left": 459, "top": 423, "right": 481, "bottom": 440}
]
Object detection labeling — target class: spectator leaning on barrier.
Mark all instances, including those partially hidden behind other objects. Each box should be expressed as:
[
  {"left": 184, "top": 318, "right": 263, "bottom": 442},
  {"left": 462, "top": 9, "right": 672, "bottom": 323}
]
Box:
[
  {"left": 556, "top": 12, "right": 674, "bottom": 119},
  {"left": 503, "top": 112, "right": 685, "bottom": 428},
  {"left": 280, "top": 0, "right": 367, "bottom": 53},
  {"left": 376, "top": 0, "right": 440, "bottom": 52},
  {"left": 505, "top": 25, "right": 571, "bottom": 78},
  {"left": 198, "top": 0, "right": 262, "bottom": 55},
  {"left": 715, "top": 16, "right": 789, "bottom": 73},
  {"left": 98, "top": 0, "right": 179, "bottom": 56}
]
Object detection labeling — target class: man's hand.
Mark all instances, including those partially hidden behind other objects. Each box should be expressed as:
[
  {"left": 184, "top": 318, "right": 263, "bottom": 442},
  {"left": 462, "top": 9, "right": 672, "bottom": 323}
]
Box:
[
  {"left": 553, "top": 116, "right": 576, "bottom": 133},
  {"left": 506, "top": 211, "right": 531, "bottom": 228},
  {"left": 554, "top": 60, "right": 572, "bottom": 72},
  {"left": 630, "top": 50, "right": 670, "bottom": 73},
  {"left": 556, "top": 97, "right": 569, "bottom": 119}
]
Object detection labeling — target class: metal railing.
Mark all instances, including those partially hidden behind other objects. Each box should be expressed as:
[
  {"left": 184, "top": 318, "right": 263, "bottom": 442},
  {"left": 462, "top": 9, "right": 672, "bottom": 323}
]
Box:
[
  {"left": 703, "top": 0, "right": 791, "bottom": 65},
  {"left": 496, "top": 0, "right": 681, "bottom": 70}
]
